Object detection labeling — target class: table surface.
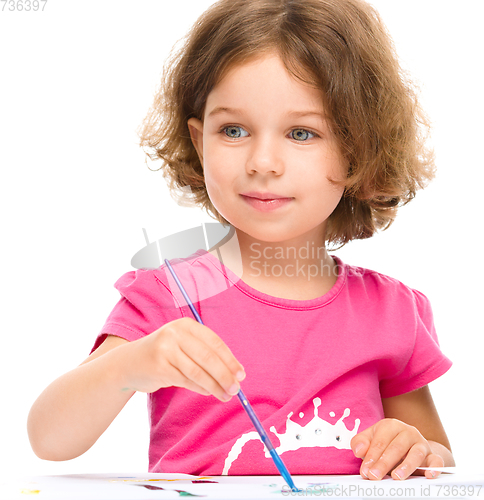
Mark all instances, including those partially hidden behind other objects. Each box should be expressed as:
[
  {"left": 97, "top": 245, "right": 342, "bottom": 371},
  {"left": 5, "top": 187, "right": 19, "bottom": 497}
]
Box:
[{"left": 3, "top": 472, "right": 484, "bottom": 499}]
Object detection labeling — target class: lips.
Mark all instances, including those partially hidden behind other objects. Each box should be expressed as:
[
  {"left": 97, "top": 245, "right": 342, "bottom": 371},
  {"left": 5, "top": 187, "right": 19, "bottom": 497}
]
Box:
[
  {"left": 240, "top": 192, "right": 293, "bottom": 212},
  {"left": 240, "top": 191, "right": 292, "bottom": 200}
]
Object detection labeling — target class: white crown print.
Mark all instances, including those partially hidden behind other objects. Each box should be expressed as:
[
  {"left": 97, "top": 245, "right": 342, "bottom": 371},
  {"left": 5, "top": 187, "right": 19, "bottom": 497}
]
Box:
[{"left": 222, "top": 397, "right": 361, "bottom": 475}]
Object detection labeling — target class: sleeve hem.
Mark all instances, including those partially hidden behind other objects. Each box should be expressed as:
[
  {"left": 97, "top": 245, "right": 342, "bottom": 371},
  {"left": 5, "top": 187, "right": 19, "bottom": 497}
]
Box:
[
  {"left": 90, "top": 322, "right": 147, "bottom": 354},
  {"left": 380, "top": 357, "right": 452, "bottom": 399}
]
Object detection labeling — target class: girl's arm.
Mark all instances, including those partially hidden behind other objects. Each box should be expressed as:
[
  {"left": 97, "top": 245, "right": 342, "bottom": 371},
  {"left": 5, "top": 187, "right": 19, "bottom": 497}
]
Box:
[
  {"left": 28, "top": 335, "right": 135, "bottom": 461},
  {"left": 27, "top": 318, "right": 245, "bottom": 461},
  {"left": 351, "top": 385, "right": 454, "bottom": 481}
]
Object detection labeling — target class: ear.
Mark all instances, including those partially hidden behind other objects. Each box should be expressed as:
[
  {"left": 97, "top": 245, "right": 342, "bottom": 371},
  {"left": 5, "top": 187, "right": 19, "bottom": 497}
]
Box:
[{"left": 187, "top": 117, "right": 204, "bottom": 166}]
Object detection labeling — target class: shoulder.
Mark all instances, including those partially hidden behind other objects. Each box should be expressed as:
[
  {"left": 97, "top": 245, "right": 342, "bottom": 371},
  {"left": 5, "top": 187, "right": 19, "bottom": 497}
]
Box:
[{"left": 340, "top": 259, "right": 430, "bottom": 311}]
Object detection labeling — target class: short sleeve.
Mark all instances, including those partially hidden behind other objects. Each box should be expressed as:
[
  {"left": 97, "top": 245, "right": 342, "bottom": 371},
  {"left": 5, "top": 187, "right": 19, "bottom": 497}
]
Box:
[
  {"left": 379, "top": 289, "right": 452, "bottom": 398},
  {"left": 90, "top": 268, "right": 184, "bottom": 353}
]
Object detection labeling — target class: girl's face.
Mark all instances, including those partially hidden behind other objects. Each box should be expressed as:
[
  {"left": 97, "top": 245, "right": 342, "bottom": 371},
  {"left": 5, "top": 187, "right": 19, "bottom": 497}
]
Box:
[{"left": 188, "top": 53, "right": 347, "bottom": 246}]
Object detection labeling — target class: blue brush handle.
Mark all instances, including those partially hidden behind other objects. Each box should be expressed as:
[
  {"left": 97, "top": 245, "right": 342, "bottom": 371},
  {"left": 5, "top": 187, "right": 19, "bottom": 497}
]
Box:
[
  {"left": 237, "top": 389, "right": 298, "bottom": 491},
  {"left": 164, "top": 259, "right": 299, "bottom": 491}
]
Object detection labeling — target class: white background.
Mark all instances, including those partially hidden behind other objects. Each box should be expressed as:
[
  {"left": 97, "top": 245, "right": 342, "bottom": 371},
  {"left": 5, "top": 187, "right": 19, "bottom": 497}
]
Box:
[{"left": 1, "top": 0, "right": 483, "bottom": 478}]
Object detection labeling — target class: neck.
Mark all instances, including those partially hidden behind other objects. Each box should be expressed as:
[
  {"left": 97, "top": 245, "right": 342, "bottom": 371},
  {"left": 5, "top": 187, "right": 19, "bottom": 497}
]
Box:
[{"left": 208, "top": 226, "right": 337, "bottom": 285}]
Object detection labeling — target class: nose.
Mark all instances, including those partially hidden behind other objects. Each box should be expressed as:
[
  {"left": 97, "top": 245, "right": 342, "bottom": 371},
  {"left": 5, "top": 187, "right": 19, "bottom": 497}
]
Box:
[{"left": 245, "top": 134, "right": 284, "bottom": 176}]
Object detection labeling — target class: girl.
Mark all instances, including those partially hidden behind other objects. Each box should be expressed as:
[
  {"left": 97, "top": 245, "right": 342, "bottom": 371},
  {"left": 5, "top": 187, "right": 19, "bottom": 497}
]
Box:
[{"left": 28, "top": 0, "right": 454, "bottom": 481}]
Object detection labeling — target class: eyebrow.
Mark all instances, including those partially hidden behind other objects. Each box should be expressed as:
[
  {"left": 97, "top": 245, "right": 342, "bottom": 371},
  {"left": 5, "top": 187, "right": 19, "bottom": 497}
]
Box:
[{"left": 207, "top": 106, "right": 326, "bottom": 120}]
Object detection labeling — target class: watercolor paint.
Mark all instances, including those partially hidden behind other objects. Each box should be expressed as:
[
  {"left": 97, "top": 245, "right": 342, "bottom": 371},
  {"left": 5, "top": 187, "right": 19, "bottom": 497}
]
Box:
[
  {"left": 111, "top": 476, "right": 213, "bottom": 482},
  {"left": 135, "top": 484, "right": 204, "bottom": 496}
]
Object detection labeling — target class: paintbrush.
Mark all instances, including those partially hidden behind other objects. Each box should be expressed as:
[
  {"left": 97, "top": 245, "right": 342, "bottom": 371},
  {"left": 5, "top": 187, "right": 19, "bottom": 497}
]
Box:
[{"left": 164, "top": 258, "right": 299, "bottom": 492}]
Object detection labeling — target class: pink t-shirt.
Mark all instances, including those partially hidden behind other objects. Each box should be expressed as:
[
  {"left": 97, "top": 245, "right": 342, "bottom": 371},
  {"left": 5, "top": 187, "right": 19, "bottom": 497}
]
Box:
[{"left": 92, "top": 249, "right": 451, "bottom": 475}]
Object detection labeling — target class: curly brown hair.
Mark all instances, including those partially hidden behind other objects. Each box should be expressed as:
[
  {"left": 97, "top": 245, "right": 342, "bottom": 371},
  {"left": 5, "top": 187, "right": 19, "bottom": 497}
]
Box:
[{"left": 138, "top": 0, "right": 435, "bottom": 247}]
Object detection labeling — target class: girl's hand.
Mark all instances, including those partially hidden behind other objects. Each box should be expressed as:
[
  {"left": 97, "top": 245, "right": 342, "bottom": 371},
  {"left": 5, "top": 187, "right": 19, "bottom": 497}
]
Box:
[
  {"left": 351, "top": 418, "right": 444, "bottom": 480},
  {"left": 121, "top": 317, "right": 246, "bottom": 402}
]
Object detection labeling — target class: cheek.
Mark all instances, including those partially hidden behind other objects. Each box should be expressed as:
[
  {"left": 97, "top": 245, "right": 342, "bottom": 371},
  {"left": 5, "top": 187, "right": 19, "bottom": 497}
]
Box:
[
  {"left": 303, "top": 153, "right": 346, "bottom": 212},
  {"left": 202, "top": 141, "right": 240, "bottom": 191},
  {"left": 319, "top": 147, "right": 347, "bottom": 193},
  {"left": 204, "top": 159, "right": 230, "bottom": 196},
  {"left": 202, "top": 156, "right": 237, "bottom": 214},
  {"left": 298, "top": 149, "right": 346, "bottom": 189}
]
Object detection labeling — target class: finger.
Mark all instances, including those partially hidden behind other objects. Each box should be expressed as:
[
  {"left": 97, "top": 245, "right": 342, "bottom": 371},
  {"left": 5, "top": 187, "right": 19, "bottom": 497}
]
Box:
[
  {"left": 174, "top": 346, "right": 236, "bottom": 402},
  {"left": 351, "top": 432, "right": 372, "bottom": 459},
  {"left": 186, "top": 319, "right": 246, "bottom": 380},
  {"left": 164, "top": 362, "right": 211, "bottom": 397},
  {"left": 132, "top": 349, "right": 213, "bottom": 396},
  {"left": 368, "top": 429, "right": 421, "bottom": 480},
  {"left": 179, "top": 322, "right": 244, "bottom": 396},
  {"left": 390, "top": 443, "right": 437, "bottom": 480},
  {"left": 180, "top": 336, "right": 240, "bottom": 398},
  {"left": 421, "top": 454, "right": 444, "bottom": 480},
  {"left": 359, "top": 420, "right": 402, "bottom": 480}
]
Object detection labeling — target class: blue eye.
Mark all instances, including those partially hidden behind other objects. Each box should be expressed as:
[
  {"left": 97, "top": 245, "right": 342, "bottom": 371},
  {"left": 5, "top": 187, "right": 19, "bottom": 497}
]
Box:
[
  {"left": 223, "top": 126, "right": 249, "bottom": 138},
  {"left": 291, "top": 129, "right": 314, "bottom": 141}
]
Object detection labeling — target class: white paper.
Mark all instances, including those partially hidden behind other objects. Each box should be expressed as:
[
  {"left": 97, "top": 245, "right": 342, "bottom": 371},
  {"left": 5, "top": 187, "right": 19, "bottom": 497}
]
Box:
[{"left": 2, "top": 472, "right": 484, "bottom": 499}]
